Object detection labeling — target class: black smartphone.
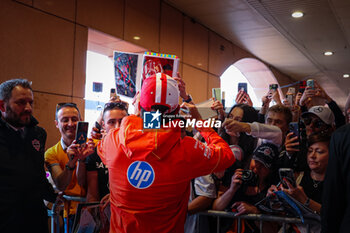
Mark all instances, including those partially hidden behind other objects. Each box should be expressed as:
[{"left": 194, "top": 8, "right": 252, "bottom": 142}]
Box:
[
  {"left": 269, "top": 84, "right": 278, "bottom": 91},
  {"left": 75, "top": 121, "right": 89, "bottom": 145},
  {"left": 110, "top": 88, "right": 116, "bottom": 99},
  {"left": 298, "top": 80, "right": 306, "bottom": 93},
  {"left": 289, "top": 122, "right": 300, "bottom": 150},
  {"left": 95, "top": 121, "right": 102, "bottom": 133},
  {"left": 289, "top": 122, "right": 299, "bottom": 138},
  {"left": 279, "top": 168, "right": 296, "bottom": 188},
  {"left": 238, "top": 82, "right": 247, "bottom": 93}
]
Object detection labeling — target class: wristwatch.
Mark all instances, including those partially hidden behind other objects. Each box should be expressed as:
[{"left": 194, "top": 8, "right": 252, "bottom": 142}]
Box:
[
  {"left": 65, "top": 163, "right": 76, "bottom": 171},
  {"left": 182, "top": 94, "right": 193, "bottom": 103}
]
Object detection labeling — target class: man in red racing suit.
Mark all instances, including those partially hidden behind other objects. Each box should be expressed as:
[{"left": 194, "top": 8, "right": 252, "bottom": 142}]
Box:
[{"left": 98, "top": 73, "right": 236, "bottom": 233}]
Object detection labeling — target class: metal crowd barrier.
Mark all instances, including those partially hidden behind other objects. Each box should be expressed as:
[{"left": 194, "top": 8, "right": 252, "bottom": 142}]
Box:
[
  {"left": 48, "top": 195, "right": 86, "bottom": 233},
  {"left": 197, "top": 210, "right": 320, "bottom": 233}
]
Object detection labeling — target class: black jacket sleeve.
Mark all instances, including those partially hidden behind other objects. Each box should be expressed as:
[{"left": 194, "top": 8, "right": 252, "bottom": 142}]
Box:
[
  {"left": 38, "top": 127, "right": 58, "bottom": 203},
  {"left": 321, "top": 125, "right": 350, "bottom": 233},
  {"left": 327, "top": 100, "right": 345, "bottom": 129}
]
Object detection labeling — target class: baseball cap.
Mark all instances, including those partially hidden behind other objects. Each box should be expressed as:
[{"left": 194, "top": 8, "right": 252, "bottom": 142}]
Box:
[
  {"left": 230, "top": 145, "right": 244, "bottom": 161},
  {"left": 252, "top": 143, "right": 279, "bottom": 169},
  {"left": 140, "top": 73, "right": 179, "bottom": 114},
  {"left": 301, "top": 106, "right": 335, "bottom": 125}
]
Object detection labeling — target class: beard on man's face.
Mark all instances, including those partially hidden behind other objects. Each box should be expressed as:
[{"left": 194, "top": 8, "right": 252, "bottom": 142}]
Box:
[{"left": 4, "top": 105, "right": 32, "bottom": 127}]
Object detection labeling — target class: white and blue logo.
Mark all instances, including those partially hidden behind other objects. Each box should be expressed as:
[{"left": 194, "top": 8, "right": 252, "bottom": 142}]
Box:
[
  {"left": 143, "top": 110, "right": 161, "bottom": 129},
  {"left": 127, "top": 161, "right": 155, "bottom": 189}
]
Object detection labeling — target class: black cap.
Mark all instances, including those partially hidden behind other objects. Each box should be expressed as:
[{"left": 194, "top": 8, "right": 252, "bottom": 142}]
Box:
[{"left": 252, "top": 143, "right": 279, "bottom": 169}]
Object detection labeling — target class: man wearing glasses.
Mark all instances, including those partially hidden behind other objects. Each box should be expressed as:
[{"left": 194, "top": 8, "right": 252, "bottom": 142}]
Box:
[
  {"left": 0, "top": 79, "right": 57, "bottom": 233},
  {"left": 45, "top": 102, "right": 94, "bottom": 231}
]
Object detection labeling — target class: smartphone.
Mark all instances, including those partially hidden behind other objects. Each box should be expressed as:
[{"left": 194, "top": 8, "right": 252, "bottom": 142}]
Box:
[
  {"left": 95, "top": 121, "right": 102, "bottom": 133},
  {"left": 298, "top": 81, "right": 306, "bottom": 93},
  {"left": 75, "top": 121, "right": 89, "bottom": 145},
  {"left": 238, "top": 83, "right": 247, "bottom": 93},
  {"left": 289, "top": 122, "right": 300, "bottom": 150},
  {"left": 212, "top": 88, "right": 221, "bottom": 102},
  {"left": 289, "top": 122, "right": 299, "bottom": 138},
  {"left": 287, "top": 87, "right": 296, "bottom": 95},
  {"left": 286, "top": 94, "right": 294, "bottom": 106},
  {"left": 269, "top": 84, "right": 278, "bottom": 91},
  {"left": 110, "top": 88, "right": 116, "bottom": 99},
  {"left": 306, "top": 79, "right": 314, "bottom": 90},
  {"left": 279, "top": 168, "right": 296, "bottom": 188}
]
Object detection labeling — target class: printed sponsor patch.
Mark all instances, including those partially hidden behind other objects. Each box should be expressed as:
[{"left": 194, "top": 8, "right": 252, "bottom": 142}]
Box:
[{"left": 127, "top": 161, "right": 155, "bottom": 189}]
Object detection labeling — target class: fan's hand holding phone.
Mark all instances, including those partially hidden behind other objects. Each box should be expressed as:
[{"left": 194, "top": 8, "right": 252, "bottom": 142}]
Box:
[
  {"left": 76, "top": 121, "right": 89, "bottom": 146},
  {"left": 279, "top": 168, "right": 296, "bottom": 188},
  {"left": 238, "top": 82, "right": 247, "bottom": 93}
]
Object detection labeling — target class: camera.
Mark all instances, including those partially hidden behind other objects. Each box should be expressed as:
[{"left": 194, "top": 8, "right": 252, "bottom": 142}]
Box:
[{"left": 241, "top": 170, "right": 258, "bottom": 186}]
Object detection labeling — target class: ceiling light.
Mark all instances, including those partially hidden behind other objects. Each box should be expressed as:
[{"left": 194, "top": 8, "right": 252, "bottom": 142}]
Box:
[
  {"left": 133, "top": 36, "right": 141, "bottom": 40},
  {"left": 324, "top": 51, "right": 333, "bottom": 56},
  {"left": 197, "top": 63, "right": 202, "bottom": 66},
  {"left": 292, "top": 11, "right": 304, "bottom": 18},
  {"left": 343, "top": 74, "right": 349, "bottom": 78}
]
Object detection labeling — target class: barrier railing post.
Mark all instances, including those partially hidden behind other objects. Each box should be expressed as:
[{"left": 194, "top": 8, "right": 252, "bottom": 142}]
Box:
[
  {"left": 49, "top": 203, "right": 60, "bottom": 233},
  {"left": 216, "top": 216, "right": 220, "bottom": 233},
  {"left": 62, "top": 195, "right": 86, "bottom": 233},
  {"left": 237, "top": 217, "right": 241, "bottom": 233},
  {"left": 259, "top": 220, "right": 263, "bottom": 232}
]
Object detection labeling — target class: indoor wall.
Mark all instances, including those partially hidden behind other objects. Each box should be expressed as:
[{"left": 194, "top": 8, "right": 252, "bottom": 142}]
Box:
[{"left": 0, "top": 0, "right": 295, "bottom": 148}]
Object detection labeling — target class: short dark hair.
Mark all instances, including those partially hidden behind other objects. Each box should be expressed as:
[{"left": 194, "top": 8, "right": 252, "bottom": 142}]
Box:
[
  {"left": 266, "top": 104, "right": 293, "bottom": 125},
  {"left": 55, "top": 102, "right": 81, "bottom": 120},
  {"left": 102, "top": 102, "right": 128, "bottom": 119},
  {"left": 307, "top": 132, "right": 331, "bottom": 147},
  {"left": 227, "top": 104, "right": 258, "bottom": 123},
  {"left": 0, "top": 79, "right": 32, "bottom": 102}
]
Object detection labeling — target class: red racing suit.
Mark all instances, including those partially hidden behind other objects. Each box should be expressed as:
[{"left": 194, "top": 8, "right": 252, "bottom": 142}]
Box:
[{"left": 98, "top": 115, "right": 235, "bottom": 233}]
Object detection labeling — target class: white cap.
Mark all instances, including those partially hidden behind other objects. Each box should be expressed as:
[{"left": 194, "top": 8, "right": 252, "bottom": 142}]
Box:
[{"left": 302, "top": 106, "right": 335, "bottom": 125}]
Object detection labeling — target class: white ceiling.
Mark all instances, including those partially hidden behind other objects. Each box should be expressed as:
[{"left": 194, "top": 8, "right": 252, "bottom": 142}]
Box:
[{"left": 165, "top": 0, "right": 350, "bottom": 108}]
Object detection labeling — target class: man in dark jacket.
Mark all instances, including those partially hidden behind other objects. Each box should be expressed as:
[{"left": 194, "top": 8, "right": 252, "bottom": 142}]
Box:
[
  {"left": 321, "top": 123, "right": 350, "bottom": 233},
  {"left": 0, "top": 79, "right": 57, "bottom": 233}
]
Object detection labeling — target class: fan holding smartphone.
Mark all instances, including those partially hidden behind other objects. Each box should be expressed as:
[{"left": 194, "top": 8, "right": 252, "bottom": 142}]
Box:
[
  {"left": 236, "top": 83, "right": 253, "bottom": 106},
  {"left": 67, "top": 121, "right": 95, "bottom": 163},
  {"left": 271, "top": 133, "right": 331, "bottom": 215},
  {"left": 45, "top": 103, "right": 96, "bottom": 221}
]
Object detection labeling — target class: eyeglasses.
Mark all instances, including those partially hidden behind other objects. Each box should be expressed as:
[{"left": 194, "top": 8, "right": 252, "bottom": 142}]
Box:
[
  {"left": 56, "top": 102, "right": 78, "bottom": 112},
  {"left": 103, "top": 102, "right": 128, "bottom": 112},
  {"left": 303, "top": 117, "right": 327, "bottom": 128}
]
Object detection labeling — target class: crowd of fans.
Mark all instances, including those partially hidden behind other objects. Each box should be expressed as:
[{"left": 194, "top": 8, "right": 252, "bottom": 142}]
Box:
[{"left": 1, "top": 75, "right": 349, "bottom": 233}]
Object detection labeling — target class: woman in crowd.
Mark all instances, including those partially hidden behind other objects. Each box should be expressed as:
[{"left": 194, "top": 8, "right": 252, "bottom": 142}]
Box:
[
  {"left": 269, "top": 132, "right": 331, "bottom": 214},
  {"left": 219, "top": 103, "right": 259, "bottom": 169}
]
